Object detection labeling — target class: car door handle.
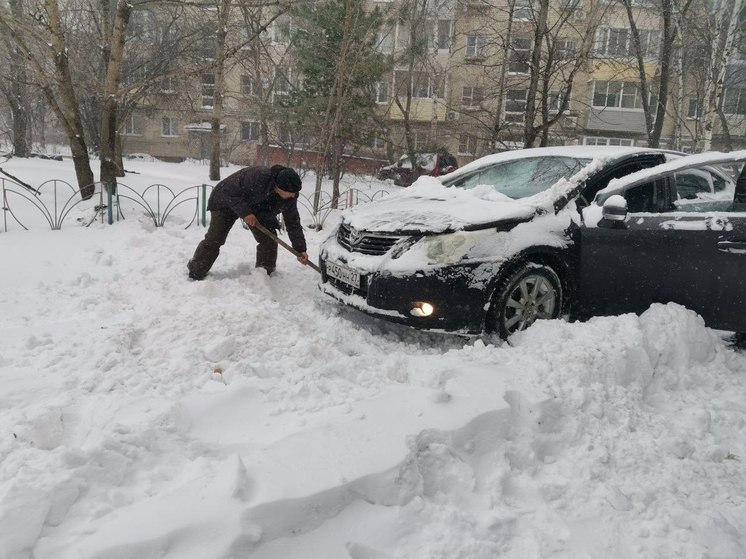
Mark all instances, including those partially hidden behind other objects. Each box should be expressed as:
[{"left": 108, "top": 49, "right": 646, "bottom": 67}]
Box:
[{"left": 717, "top": 241, "right": 746, "bottom": 254}]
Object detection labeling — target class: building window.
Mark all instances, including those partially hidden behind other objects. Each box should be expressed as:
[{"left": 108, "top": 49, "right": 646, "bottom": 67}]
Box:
[
  {"left": 199, "top": 33, "right": 217, "bottom": 60},
  {"left": 466, "top": 35, "right": 487, "bottom": 58},
  {"left": 505, "top": 89, "right": 528, "bottom": 123},
  {"left": 161, "top": 117, "right": 178, "bottom": 137},
  {"left": 583, "top": 136, "right": 634, "bottom": 146},
  {"left": 201, "top": 73, "right": 215, "bottom": 108},
  {"left": 513, "top": 0, "right": 532, "bottom": 20},
  {"left": 241, "top": 121, "right": 260, "bottom": 141},
  {"left": 556, "top": 39, "right": 576, "bottom": 61},
  {"left": 278, "top": 126, "right": 310, "bottom": 147},
  {"left": 548, "top": 88, "right": 569, "bottom": 112},
  {"left": 122, "top": 114, "right": 142, "bottom": 136},
  {"left": 509, "top": 37, "right": 532, "bottom": 73},
  {"left": 371, "top": 134, "right": 386, "bottom": 150},
  {"left": 411, "top": 130, "right": 427, "bottom": 151},
  {"left": 592, "top": 80, "right": 644, "bottom": 110},
  {"left": 374, "top": 28, "right": 394, "bottom": 53},
  {"left": 595, "top": 28, "right": 659, "bottom": 58},
  {"left": 461, "top": 86, "right": 483, "bottom": 108},
  {"left": 435, "top": 20, "right": 452, "bottom": 51},
  {"left": 458, "top": 134, "right": 478, "bottom": 155},
  {"left": 159, "top": 76, "right": 177, "bottom": 93},
  {"left": 396, "top": 22, "right": 410, "bottom": 50},
  {"left": 241, "top": 75, "right": 258, "bottom": 96},
  {"left": 272, "top": 14, "right": 292, "bottom": 44},
  {"left": 687, "top": 98, "right": 700, "bottom": 119},
  {"left": 273, "top": 67, "right": 298, "bottom": 103},
  {"left": 128, "top": 10, "right": 156, "bottom": 42},
  {"left": 561, "top": 0, "right": 584, "bottom": 20},
  {"left": 375, "top": 81, "right": 389, "bottom": 104},
  {"left": 394, "top": 71, "right": 442, "bottom": 99},
  {"left": 723, "top": 87, "right": 746, "bottom": 116}
]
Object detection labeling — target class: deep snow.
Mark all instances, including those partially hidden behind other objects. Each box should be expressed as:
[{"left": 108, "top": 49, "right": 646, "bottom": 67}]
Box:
[{"left": 0, "top": 156, "right": 745, "bottom": 559}]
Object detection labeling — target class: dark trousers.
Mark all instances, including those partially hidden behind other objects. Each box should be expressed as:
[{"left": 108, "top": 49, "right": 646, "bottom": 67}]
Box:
[{"left": 188, "top": 211, "right": 277, "bottom": 278}]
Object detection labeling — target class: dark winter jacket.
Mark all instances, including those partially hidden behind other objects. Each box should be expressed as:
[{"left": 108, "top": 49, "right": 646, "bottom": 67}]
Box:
[{"left": 207, "top": 166, "right": 307, "bottom": 252}]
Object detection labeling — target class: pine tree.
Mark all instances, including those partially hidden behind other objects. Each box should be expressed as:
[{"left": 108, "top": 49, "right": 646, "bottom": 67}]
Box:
[{"left": 289, "top": 0, "right": 388, "bottom": 211}]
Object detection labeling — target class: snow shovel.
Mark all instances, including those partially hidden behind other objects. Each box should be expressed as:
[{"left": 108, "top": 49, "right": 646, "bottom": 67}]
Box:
[{"left": 253, "top": 222, "right": 322, "bottom": 274}]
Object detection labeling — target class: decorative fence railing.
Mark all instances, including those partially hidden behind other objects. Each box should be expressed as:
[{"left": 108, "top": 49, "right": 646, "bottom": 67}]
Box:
[{"left": 0, "top": 177, "right": 390, "bottom": 233}]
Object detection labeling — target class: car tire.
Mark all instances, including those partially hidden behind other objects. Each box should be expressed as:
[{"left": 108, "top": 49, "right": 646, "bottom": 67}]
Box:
[
  {"left": 488, "top": 263, "right": 563, "bottom": 339},
  {"left": 734, "top": 332, "right": 746, "bottom": 349}
]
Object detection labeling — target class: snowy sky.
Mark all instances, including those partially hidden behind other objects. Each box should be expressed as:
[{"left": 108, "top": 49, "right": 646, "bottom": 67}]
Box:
[{"left": 1, "top": 156, "right": 745, "bottom": 559}]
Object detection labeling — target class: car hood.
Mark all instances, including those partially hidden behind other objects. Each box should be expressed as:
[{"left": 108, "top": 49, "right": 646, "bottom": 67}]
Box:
[{"left": 342, "top": 177, "right": 542, "bottom": 234}]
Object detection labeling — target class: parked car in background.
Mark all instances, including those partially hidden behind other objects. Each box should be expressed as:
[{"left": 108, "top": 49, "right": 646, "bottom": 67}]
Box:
[
  {"left": 320, "top": 146, "right": 746, "bottom": 339},
  {"left": 377, "top": 152, "right": 458, "bottom": 186}
]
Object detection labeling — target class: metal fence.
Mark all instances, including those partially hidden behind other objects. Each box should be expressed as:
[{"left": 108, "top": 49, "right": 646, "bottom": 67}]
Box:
[{"left": 0, "top": 177, "right": 390, "bottom": 233}]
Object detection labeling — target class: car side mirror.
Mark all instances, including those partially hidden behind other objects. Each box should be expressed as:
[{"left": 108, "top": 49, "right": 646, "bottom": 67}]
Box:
[{"left": 599, "top": 195, "right": 628, "bottom": 228}]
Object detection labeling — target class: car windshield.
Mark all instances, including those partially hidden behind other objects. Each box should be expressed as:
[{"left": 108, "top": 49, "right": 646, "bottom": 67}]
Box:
[{"left": 442, "top": 156, "right": 590, "bottom": 199}]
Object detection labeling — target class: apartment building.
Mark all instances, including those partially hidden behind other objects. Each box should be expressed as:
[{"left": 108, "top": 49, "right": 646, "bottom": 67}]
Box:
[{"left": 120, "top": 0, "right": 745, "bottom": 167}]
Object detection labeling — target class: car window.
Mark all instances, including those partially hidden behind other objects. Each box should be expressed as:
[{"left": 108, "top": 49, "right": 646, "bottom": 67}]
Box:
[
  {"left": 584, "top": 155, "right": 666, "bottom": 205},
  {"left": 711, "top": 171, "right": 728, "bottom": 192},
  {"left": 444, "top": 156, "right": 589, "bottom": 199},
  {"left": 675, "top": 170, "right": 712, "bottom": 199},
  {"left": 625, "top": 183, "right": 656, "bottom": 212},
  {"left": 620, "top": 179, "right": 673, "bottom": 213}
]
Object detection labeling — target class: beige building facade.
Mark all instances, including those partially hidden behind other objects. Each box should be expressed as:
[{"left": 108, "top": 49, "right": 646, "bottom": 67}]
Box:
[{"left": 120, "top": 0, "right": 745, "bottom": 168}]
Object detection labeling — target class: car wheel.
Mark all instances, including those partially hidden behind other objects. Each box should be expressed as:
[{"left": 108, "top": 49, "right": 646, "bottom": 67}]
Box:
[
  {"left": 733, "top": 332, "right": 746, "bottom": 349},
  {"left": 489, "top": 264, "right": 563, "bottom": 339}
]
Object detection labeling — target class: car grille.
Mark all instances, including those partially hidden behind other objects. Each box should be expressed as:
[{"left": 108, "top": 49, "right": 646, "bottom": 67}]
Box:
[{"left": 337, "top": 223, "right": 403, "bottom": 255}]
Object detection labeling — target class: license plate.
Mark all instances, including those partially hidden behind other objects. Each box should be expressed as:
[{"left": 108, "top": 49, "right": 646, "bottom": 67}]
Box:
[{"left": 326, "top": 260, "right": 361, "bottom": 289}]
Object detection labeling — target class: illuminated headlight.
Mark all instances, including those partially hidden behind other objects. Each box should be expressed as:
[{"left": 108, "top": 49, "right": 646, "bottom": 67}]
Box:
[
  {"left": 410, "top": 302, "right": 435, "bottom": 317},
  {"left": 421, "top": 229, "right": 495, "bottom": 264}
]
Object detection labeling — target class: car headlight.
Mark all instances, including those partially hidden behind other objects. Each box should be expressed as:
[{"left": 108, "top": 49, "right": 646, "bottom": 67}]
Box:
[{"left": 421, "top": 229, "right": 496, "bottom": 264}]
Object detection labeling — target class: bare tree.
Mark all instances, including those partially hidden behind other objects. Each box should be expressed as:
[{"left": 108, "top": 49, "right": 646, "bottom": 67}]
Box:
[
  {"left": 0, "top": 0, "right": 96, "bottom": 198},
  {"left": 620, "top": 0, "right": 693, "bottom": 148},
  {"left": 0, "top": 0, "right": 31, "bottom": 157},
  {"left": 390, "top": 0, "right": 436, "bottom": 180},
  {"left": 700, "top": 0, "right": 742, "bottom": 151},
  {"left": 100, "top": 0, "right": 133, "bottom": 188}
]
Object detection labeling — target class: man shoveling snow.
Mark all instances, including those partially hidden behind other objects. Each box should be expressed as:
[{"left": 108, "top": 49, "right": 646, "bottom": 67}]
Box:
[{"left": 187, "top": 165, "right": 309, "bottom": 279}]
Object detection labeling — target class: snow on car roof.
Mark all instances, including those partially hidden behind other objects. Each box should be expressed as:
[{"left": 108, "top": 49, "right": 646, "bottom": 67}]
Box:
[
  {"left": 445, "top": 145, "right": 666, "bottom": 181},
  {"left": 344, "top": 147, "right": 676, "bottom": 233},
  {"left": 597, "top": 150, "right": 746, "bottom": 202}
]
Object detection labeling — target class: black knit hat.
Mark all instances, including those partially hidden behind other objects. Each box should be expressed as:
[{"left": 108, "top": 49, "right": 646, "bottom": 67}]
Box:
[{"left": 274, "top": 167, "right": 302, "bottom": 193}]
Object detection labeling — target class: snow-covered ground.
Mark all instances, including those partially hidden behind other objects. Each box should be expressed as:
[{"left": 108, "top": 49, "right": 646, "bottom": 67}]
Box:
[{"left": 1, "top": 156, "right": 745, "bottom": 559}]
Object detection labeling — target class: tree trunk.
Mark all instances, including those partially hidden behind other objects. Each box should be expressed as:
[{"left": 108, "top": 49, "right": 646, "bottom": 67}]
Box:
[
  {"left": 329, "top": 1, "right": 356, "bottom": 207},
  {"left": 8, "top": 0, "right": 30, "bottom": 157},
  {"left": 650, "top": 0, "right": 674, "bottom": 148},
  {"left": 45, "top": 0, "right": 95, "bottom": 198},
  {"left": 209, "top": 0, "right": 232, "bottom": 181},
  {"left": 623, "top": 0, "right": 655, "bottom": 145},
  {"left": 100, "top": 0, "right": 132, "bottom": 191},
  {"left": 523, "top": 0, "right": 549, "bottom": 148},
  {"left": 115, "top": 131, "right": 124, "bottom": 177},
  {"left": 490, "top": 0, "right": 514, "bottom": 151},
  {"left": 701, "top": 0, "right": 740, "bottom": 152}
]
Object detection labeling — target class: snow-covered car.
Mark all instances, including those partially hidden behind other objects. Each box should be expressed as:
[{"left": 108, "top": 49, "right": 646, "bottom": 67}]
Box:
[
  {"left": 377, "top": 152, "right": 458, "bottom": 186},
  {"left": 578, "top": 150, "right": 746, "bottom": 334},
  {"left": 319, "top": 146, "right": 683, "bottom": 337}
]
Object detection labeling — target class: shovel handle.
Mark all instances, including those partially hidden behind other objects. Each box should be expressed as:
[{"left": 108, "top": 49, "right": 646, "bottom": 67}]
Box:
[{"left": 253, "top": 222, "right": 322, "bottom": 274}]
